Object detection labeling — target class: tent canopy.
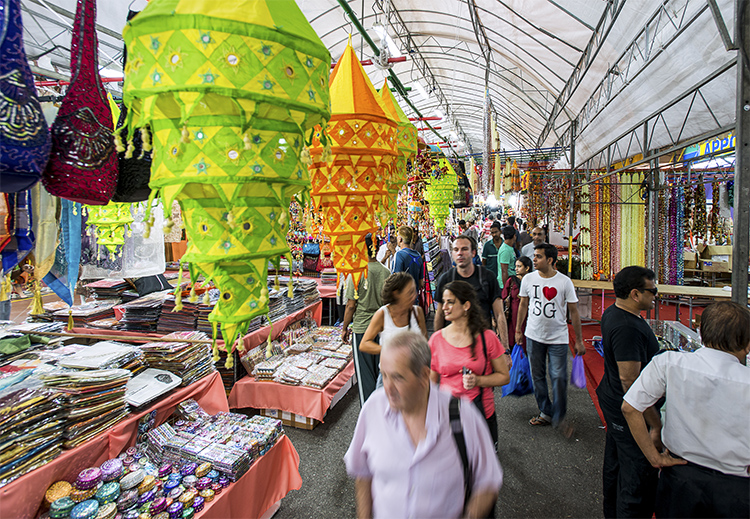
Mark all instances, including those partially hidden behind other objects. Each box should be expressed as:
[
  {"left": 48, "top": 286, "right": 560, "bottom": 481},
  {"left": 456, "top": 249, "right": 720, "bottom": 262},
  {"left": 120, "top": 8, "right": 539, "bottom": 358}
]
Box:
[{"left": 21, "top": 0, "right": 738, "bottom": 169}]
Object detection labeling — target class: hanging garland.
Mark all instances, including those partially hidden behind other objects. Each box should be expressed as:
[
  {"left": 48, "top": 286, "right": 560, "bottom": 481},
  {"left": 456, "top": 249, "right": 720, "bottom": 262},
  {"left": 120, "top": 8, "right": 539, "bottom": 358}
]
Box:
[{"left": 694, "top": 175, "right": 707, "bottom": 238}]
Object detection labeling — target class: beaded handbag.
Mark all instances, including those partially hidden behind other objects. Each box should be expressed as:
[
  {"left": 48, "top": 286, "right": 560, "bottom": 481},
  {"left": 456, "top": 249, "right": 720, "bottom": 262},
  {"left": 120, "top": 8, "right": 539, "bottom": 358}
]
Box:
[
  {"left": 42, "top": 0, "right": 117, "bottom": 205},
  {"left": 0, "top": 0, "right": 52, "bottom": 192}
]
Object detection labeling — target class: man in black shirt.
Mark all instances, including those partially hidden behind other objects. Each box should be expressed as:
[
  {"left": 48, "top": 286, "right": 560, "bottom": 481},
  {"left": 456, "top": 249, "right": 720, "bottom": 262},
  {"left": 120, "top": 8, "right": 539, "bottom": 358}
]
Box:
[
  {"left": 434, "top": 235, "right": 508, "bottom": 348},
  {"left": 597, "top": 266, "right": 661, "bottom": 519}
]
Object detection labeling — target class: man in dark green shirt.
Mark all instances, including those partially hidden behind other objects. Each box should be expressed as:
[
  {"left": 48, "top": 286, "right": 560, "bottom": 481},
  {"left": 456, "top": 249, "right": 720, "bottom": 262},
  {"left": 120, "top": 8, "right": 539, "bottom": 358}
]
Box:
[{"left": 482, "top": 221, "right": 503, "bottom": 278}]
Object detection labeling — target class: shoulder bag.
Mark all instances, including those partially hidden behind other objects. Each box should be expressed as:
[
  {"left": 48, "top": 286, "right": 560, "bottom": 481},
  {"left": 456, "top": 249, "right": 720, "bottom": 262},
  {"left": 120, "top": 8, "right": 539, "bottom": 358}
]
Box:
[
  {"left": 0, "top": 0, "right": 51, "bottom": 192},
  {"left": 43, "top": 0, "right": 118, "bottom": 205}
]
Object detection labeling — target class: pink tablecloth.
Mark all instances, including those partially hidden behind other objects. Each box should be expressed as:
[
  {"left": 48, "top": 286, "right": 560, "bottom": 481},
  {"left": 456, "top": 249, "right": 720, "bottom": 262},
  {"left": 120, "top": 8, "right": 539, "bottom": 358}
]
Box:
[
  {"left": 201, "top": 435, "right": 301, "bottom": 519},
  {"left": 228, "top": 360, "right": 355, "bottom": 422},
  {"left": 1, "top": 372, "right": 229, "bottom": 519}
]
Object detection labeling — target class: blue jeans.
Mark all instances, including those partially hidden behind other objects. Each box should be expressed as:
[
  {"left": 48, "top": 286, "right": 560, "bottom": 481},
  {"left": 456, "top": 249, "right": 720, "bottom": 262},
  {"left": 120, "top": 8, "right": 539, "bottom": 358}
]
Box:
[{"left": 526, "top": 338, "right": 568, "bottom": 426}]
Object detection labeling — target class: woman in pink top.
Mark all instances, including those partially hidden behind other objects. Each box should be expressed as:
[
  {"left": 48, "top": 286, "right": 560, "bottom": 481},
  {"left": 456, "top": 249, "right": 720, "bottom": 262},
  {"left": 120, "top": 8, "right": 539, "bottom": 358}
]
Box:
[{"left": 429, "top": 280, "right": 510, "bottom": 445}]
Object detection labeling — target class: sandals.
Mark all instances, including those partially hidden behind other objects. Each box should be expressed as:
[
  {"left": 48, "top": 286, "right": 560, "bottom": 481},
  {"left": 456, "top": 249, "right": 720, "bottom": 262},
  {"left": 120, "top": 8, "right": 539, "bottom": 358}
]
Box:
[{"left": 529, "top": 415, "right": 551, "bottom": 426}]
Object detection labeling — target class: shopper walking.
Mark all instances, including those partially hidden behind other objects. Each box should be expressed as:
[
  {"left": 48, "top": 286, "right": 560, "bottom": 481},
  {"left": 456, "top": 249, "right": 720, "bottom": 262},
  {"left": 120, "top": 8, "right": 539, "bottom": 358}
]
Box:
[
  {"left": 345, "top": 331, "right": 503, "bottom": 519},
  {"left": 341, "top": 234, "right": 392, "bottom": 406},
  {"left": 623, "top": 301, "right": 750, "bottom": 519},
  {"left": 521, "top": 227, "right": 546, "bottom": 263},
  {"left": 359, "top": 272, "right": 427, "bottom": 358},
  {"left": 429, "top": 280, "right": 510, "bottom": 445},
  {"left": 502, "top": 256, "right": 532, "bottom": 353},
  {"left": 482, "top": 221, "right": 503, "bottom": 278},
  {"left": 598, "top": 266, "right": 660, "bottom": 519},
  {"left": 434, "top": 235, "right": 509, "bottom": 348},
  {"left": 497, "top": 226, "right": 518, "bottom": 287},
  {"left": 391, "top": 226, "right": 423, "bottom": 292},
  {"left": 515, "top": 243, "right": 585, "bottom": 435}
]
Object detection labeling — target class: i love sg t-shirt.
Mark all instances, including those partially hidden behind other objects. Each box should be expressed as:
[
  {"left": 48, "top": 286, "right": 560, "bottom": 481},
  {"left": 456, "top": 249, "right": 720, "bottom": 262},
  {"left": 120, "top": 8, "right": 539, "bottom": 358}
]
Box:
[{"left": 519, "top": 270, "right": 578, "bottom": 344}]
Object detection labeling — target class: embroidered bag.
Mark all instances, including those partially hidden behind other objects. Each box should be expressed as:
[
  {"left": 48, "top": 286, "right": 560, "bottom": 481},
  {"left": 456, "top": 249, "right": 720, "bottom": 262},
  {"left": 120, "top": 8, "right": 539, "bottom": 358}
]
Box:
[
  {"left": 42, "top": 0, "right": 118, "bottom": 205},
  {"left": 111, "top": 10, "right": 151, "bottom": 203},
  {"left": 0, "top": 0, "right": 51, "bottom": 192}
]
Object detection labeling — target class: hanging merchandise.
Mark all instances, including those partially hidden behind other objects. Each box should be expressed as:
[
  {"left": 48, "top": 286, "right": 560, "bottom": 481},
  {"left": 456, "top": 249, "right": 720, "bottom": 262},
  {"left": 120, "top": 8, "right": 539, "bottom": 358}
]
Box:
[
  {"left": 123, "top": 0, "right": 331, "bottom": 366},
  {"left": 43, "top": 200, "right": 82, "bottom": 306},
  {"left": 0, "top": 0, "right": 51, "bottom": 192},
  {"left": 27, "top": 183, "right": 57, "bottom": 315},
  {"left": 163, "top": 200, "right": 183, "bottom": 243},
  {"left": 424, "top": 158, "right": 457, "bottom": 230},
  {"left": 579, "top": 184, "right": 592, "bottom": 280},
  {"left": 503, "top": 157, "right": 511, "bottom": 193},
  {"left": 494, "top": 153, "right": 502, "bottom": 200},
  {"left": 378, "top": 80, "right": 417, "bottom": 218},
  {"left": 112, "top": 10, "right": 152, "bottom": 203},
  {"left": 0, "top": 194, "right": 12, "bottom": 252},
  {"left": 1, "top": 190, "right": 33, "bottom": 274},
  {"left": 83, "top": 203, "right": 135, "bottom": 258},
  {"left": 693, "top": 175, "right": 707, "bottom": 238},
  {"left": 510, "top": 159, "right": 521, "bottom": 192},
  {"left": 308, "top": 39, "right": 397, "bottom": 292},
  {"left": 43, "top": 0, "right": 118, "bottom": 205}
]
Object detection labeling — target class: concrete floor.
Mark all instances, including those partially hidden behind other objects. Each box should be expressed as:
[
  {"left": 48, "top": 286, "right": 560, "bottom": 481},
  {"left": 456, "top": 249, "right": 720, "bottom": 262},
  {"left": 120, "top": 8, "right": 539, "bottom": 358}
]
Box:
[{"left": 277, "top": 354, "right": 606, "bottom": 519}]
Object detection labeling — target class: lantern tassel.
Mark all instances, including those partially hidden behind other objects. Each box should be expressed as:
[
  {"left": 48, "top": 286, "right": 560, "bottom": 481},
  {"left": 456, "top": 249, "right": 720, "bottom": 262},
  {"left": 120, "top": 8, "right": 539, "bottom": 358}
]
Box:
[
  {"left": 141, "top": 126, "right": 152, "bottom": 152},
  {"left": 124, "top": 138, "right": 135, "bottom": 159},
  {"left": 211, "top": 322, "right": 221, "bottom": 363},
  {"left": 173, "top": 263, "right": 184, "bottom": 312},
  {"left": 114, "top": 130, "right": 126, "bottom": 153},
  {"left": 29, "top": 281, "right": 44, "bottom": 316},
  {"left": 0, "top": 273, "right": 10, "bottom": 301},
  {"left": 67, "top": 309, "right": 74, "bottom": 331}
]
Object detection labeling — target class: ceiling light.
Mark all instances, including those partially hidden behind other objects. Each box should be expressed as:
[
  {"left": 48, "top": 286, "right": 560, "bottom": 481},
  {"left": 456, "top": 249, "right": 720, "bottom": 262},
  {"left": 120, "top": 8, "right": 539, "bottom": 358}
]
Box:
[
  {"left": 434, "top": 109, "right": 445, "bottom": 120},
  {"left": 411, "top": 81, "right": 432, "bottom": 103},
  {"left": 100, "top": 67, "right": 123, "bottom": 79},
  {"left": 372, "top": 24, "right": 403, "bottom": 59}
]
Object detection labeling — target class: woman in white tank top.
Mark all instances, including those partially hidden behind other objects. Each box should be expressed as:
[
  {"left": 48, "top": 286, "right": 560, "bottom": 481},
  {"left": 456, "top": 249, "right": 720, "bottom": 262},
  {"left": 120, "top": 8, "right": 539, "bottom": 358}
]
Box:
[{"left": 360, "top": 272, "right": 427, "bottom": 356}]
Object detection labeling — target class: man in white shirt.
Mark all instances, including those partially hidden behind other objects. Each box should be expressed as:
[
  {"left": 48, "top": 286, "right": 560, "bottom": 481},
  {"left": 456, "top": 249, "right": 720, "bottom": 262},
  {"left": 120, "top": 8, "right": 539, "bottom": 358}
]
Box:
[
  {"left": 345, "top": 331, "right": 503, "bottom": 518},
  {"left": 515, "top": 243, "right": 585, "bottom": 435},
  {"left": 622, "top": 301, "right": 750, "bottom": 518}
]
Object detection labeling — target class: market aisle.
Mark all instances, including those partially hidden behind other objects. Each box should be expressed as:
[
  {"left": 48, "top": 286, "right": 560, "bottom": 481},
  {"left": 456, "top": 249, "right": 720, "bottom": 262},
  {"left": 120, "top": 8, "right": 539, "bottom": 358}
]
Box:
[{"left": 277, "top": 354, "right": 606, "bottom": 518}]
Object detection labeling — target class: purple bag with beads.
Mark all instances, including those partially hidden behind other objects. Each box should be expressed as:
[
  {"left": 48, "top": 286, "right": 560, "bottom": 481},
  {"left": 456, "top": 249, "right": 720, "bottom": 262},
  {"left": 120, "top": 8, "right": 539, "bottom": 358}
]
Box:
[{"left": 0, "top": 0, "right": 52, "bottom": 192}]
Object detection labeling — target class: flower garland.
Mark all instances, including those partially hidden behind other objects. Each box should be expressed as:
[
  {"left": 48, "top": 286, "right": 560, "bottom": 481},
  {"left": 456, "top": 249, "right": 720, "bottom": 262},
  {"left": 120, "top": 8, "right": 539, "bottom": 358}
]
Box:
[
  {"left": 602, "top": 177, "right": 611, "bottom": 279},
  {"left": 675, "top": 186, "right": 685, "bottom": 285},
  {"left": 579, "top": 185, "right": 592, "bottom": 279},
  {"left": 611, "top": 178, "right": 621, "bottom": 275}
]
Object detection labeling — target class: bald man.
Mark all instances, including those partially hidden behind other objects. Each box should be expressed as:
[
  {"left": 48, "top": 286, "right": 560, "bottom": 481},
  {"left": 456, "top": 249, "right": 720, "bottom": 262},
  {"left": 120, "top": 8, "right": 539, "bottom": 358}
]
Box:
[{"left": 521, "top": 227, "right": 546, "bottom": 264}]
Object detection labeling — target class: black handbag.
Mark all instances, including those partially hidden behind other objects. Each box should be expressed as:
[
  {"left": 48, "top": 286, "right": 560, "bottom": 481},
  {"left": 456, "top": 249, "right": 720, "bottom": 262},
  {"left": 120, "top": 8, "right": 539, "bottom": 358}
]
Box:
[{"left": 111, "top": 10, "right": 151, "bottom": 203}]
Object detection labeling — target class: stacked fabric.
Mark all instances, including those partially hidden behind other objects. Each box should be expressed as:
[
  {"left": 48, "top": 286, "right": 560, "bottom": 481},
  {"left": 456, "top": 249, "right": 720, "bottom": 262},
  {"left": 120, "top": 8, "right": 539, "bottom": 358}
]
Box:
[
  {"left": 84, "top": 279, "right": 130, "bottom": 299},
  {"left": 38, "top": 369, "right": 131, "bottom": 449},
  {"left": 320, "top": 268, "right": 337, "bottom": 285},
  {"left": 59, "top": 341, "right": 146, "bottom": 374},
  {"left": 116, "top": 292, "right": 169, "bottom": 332},
  {"left": 0, "top": 387, "right": 65, "bottom": 487},
  {"left": 49, "top": 300, "right": 120, "bottom": 328},
  {"left": 139, "top": 332, "right": 214, "bottom": 386},
  {"left": 274, "top": 277, "right": 305, "bottom": 314},
  {"left": 157, "top": 295, "right": 199, "bottom": 334},
  {"left": 295, "top": 279, "right": 321, "bottom": 306},
  {"left": 266, "top": 290, "right": 286, "bottom": 323}
]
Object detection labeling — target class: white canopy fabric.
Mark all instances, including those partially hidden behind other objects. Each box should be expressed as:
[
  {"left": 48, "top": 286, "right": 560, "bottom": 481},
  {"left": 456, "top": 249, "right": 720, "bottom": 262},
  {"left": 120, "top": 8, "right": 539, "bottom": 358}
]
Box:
[{"left": 19, "top": 0, "right": 739, "bottom": 169}]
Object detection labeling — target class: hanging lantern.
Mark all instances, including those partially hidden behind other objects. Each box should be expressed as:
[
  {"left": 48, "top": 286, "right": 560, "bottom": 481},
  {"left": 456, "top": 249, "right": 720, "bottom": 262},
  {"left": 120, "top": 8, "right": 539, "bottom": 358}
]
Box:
[
  {"left": 424, "top": 158, "right": 457, "bottom": 230},
  {"left": 84, "top": 202, "right": 134, "bottom": 258},
  {"left": 123, "top": 0, "right": 331, "bottom": 366},
  {"left": 308, "top": 40, "right": 397, "bottom": 291},
  {"left": 378, "top": 80, "right": 417, "bottom": 218}
]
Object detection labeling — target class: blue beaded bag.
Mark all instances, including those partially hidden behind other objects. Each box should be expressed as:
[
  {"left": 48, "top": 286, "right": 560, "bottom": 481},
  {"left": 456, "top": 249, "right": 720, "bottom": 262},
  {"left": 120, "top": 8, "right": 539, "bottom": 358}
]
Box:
[{"left": 0, "top": 0, "right": 52, "bottom": 193}]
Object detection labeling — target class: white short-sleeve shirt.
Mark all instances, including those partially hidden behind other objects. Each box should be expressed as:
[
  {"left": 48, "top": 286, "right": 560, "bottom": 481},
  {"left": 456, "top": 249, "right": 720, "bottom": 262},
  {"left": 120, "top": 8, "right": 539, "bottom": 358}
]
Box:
[{"left": 519, "top": 270, "right": 578, "bottom": 344}]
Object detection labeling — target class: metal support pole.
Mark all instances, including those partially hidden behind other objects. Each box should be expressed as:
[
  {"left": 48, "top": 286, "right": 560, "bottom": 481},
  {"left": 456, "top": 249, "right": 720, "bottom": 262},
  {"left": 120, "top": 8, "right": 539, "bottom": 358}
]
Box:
[
  {"left": 731, "top": 0, "right": 750, "bottom": 304},
  {"left": 568, "top": 122, "right": 577, "bottom": 277}
]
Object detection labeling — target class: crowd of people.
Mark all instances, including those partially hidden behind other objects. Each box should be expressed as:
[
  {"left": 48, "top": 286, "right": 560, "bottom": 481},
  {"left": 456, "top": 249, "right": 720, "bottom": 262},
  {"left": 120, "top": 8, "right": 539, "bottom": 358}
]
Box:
[{"left": 338, "top": 215, "right": 749, "bottom": 519}]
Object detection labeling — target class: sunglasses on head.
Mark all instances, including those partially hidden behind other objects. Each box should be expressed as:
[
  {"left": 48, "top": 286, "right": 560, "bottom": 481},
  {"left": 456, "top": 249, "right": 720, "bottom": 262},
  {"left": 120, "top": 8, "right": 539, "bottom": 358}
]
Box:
[{"left": 641, "top": 287, "right": 658, "bottom": 295}]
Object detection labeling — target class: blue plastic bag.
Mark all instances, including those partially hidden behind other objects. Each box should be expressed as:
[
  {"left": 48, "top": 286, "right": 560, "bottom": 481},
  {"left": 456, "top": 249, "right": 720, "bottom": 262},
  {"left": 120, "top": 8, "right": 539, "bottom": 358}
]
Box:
[
  {"left": 501, "top": 344, "right": 534, "bottom": 397},
  {"left": 571, "top": 354, "right": 586, "bottom": 388}
]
